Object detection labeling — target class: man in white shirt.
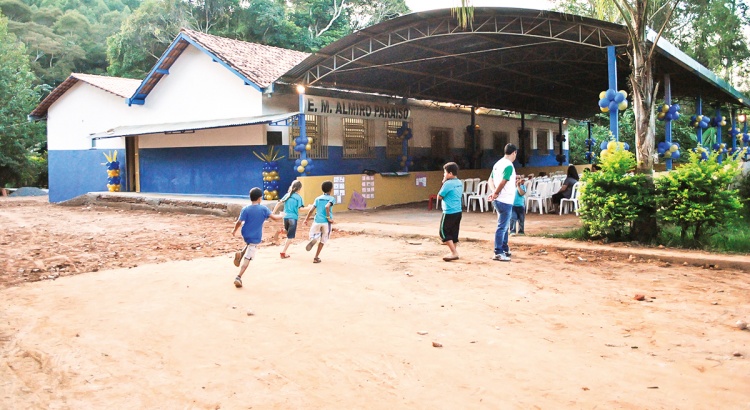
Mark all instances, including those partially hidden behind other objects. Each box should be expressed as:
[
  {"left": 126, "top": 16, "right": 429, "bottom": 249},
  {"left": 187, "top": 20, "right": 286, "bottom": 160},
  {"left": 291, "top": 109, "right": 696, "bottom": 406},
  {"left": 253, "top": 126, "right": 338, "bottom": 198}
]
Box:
[{"left": 487, "top": 144, "right": 517, "bottom": 261}]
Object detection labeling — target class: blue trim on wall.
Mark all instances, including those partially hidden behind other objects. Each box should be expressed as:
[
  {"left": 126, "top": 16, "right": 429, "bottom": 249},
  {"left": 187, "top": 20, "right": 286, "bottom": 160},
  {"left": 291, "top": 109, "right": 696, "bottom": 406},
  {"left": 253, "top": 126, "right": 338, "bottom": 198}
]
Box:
[
  {"left": 49, "top": 150, "right": 127, "bottom": 203},
  {"left": 51, "top": 146, "right": 570, "bottom": 203}
]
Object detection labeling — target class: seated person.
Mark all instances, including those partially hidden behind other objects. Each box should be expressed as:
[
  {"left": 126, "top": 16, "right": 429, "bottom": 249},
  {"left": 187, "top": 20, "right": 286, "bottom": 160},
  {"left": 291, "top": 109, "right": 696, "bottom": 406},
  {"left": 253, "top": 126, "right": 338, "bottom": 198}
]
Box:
[{"left": 550, "top": 165, "right": 579, "bottom": 212}]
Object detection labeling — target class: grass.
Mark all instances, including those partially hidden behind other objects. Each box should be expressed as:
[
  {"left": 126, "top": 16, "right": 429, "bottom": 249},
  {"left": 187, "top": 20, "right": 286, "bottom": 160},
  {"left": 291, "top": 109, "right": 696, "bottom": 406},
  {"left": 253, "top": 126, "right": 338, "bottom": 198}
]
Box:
[{"left": 544, "top": 219, "right": 750, "bottom": 254}]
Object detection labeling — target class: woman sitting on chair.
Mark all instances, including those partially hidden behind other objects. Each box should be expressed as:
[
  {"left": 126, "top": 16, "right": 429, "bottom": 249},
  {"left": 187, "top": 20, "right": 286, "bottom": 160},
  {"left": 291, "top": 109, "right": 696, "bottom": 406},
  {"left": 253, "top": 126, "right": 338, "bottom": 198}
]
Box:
[{"left": 550, "top": 165, "right": 579, "bottom": 213}]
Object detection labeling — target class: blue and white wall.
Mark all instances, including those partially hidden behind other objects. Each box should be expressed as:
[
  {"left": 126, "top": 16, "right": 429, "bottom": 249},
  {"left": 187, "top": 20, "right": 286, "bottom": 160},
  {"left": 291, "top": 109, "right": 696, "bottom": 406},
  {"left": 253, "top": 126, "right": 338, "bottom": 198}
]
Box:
[{"left": 47, "top": 82, "right": 130, "bottom": 202}]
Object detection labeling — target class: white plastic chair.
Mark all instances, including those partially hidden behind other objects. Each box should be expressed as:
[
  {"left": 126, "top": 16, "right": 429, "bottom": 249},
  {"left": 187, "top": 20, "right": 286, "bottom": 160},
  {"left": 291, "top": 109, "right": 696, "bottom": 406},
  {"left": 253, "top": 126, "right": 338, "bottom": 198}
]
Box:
[
  {"left": 526, "top": 181, "right": 550, "bottom": 214},
  {"left": 467, "top": 181, "right": 490, "bottom": 212},
  {"left": 559, "top": 181, "right": 582, "bottom": 215},
  {"left": 462, "top": 178, "right": 475, "bottom": 208}
]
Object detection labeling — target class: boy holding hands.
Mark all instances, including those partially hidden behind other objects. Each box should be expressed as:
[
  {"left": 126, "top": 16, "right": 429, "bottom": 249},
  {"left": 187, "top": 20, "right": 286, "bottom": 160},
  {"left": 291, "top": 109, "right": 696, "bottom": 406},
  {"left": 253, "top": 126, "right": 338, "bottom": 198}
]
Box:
[
  {"left": 303, "top": 180, "right": 336, "bottom": 263},
  {"left": 231, "top": 187, "right": 284, "bottom": 288}
]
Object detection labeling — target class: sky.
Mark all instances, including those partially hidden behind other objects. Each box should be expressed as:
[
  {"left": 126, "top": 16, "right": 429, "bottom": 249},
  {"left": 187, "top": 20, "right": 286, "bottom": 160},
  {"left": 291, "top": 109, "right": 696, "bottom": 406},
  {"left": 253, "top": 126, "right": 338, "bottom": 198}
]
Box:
[{"left": 404, "top": 0, "right": 554, "bottom": 12}]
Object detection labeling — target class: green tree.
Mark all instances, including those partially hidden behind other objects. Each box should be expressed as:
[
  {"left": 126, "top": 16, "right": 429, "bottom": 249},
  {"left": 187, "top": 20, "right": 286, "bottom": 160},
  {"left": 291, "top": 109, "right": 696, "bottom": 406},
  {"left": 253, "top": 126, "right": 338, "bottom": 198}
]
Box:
[
  {"left": 0, "top": 14, "right": 46, "bottom": 187},
  {"left": 106, "top": 0, "right": 192, "bottom": 77}
]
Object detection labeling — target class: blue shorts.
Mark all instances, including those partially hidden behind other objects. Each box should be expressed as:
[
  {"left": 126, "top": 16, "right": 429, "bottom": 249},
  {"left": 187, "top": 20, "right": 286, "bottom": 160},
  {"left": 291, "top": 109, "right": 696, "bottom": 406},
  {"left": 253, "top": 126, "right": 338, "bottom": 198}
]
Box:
[{"left": 284, "top": 218, "right": 298, "bottom": 239}]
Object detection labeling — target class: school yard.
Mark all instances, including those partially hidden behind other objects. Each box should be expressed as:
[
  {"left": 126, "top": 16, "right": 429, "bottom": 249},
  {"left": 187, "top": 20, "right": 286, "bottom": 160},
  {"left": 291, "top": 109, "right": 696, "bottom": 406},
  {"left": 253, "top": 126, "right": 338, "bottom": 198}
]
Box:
[{"left": 1, "top": 196, "right": 749, "bottom": 409}]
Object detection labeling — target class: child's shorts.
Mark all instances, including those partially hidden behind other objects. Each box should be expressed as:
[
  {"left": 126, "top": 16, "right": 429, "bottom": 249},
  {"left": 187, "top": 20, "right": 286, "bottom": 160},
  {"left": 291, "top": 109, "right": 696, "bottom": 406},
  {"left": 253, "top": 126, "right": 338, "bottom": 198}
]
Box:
[
  {"left": 284, "top": 218, "right": 298, "bottom": 239},
  {"left": 243, "top": 243, "right": 259, "bottom": 260},
  {"left": 439, "top": 212, "right": 462, "bottom": 243},
  {"left": 309, "top": 222, "right": 331, "bottom": 244}
]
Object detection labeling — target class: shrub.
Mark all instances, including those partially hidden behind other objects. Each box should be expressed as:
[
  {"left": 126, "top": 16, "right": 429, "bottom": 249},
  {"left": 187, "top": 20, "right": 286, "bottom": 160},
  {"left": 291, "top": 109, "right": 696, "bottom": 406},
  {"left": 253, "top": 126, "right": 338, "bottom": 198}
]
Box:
[
  {"left": 654, "top": 151, "right": 742, "bottom": 245},
  {"left": 578, "top": 148, "right": 655, "bottom": 241}
]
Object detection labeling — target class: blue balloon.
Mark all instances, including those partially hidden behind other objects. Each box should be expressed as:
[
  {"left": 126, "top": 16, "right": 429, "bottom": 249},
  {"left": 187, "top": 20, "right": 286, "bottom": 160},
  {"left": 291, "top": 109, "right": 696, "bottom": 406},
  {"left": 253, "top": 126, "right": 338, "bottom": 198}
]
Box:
[
  {"left": 671, "top": 104, "right": 680, "bottom": 112},
  {"left": 605, "top": 89, "right": 617, "bottom": 100},
  {"left": 658, "top": 147, "right": 666, "bottom": 155},
  {"left": 614, "top": 93, "right": 625, "bottom": 103},
  {"left": 598, "top": 98, "right": 609, "bottom": 108},
  {"left": 295, "top": 158, "right": 302, "bottom": 166},
  {"left": 623, "top": 143, "right": 629, "bottom": 151},
  {"left": 600, "top": 140, "right": 609, "bottom": 150},
  {"left": 671, "top": 151, "right": 680, "bottom": 160},
  {"left": 608, "top": 101, "right": 619, "bottom": 112}
]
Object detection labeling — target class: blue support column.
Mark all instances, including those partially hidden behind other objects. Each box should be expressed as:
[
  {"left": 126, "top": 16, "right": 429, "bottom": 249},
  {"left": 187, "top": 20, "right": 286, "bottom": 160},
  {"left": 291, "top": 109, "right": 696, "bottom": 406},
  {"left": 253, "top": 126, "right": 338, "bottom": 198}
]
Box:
[
  {"left": 716, "top": 106, "right": 723, "bottom": 163},
  {"left": 587, "top": 122, "right": 593, "bottom": 164},
  {"left": 298, "top": 88, "right": 308, "bottom": 174},
  {"left": 696, "top": 96, "right": 703, "bottom": 146},
  {"left": 731, "top": 108, "right": 737, "bottom": 158},
  {"left": 664, "top": 75, "right": 673, "bottom": 171},
  {"left": 607, "top": 46, "right": 619, "bottom": 141}
]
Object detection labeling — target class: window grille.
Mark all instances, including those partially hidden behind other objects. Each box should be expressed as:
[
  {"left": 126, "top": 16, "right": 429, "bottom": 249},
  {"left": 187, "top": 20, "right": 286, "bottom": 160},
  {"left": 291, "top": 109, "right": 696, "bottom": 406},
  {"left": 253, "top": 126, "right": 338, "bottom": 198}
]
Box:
[
  {"left": 289, "top": 115, "right": 328, "bottom": 159},
  {"left": 386, "top": 120, "right": 412, "bottom": 157},
  {"left": 343, "top": 118, "right": 374, "bottom": 158},
  {"left": 536, "top": 129, "right": 549, "bottom": 155},
  {"left": 493, "top": 131, "right": 509, "bottom": 155}
]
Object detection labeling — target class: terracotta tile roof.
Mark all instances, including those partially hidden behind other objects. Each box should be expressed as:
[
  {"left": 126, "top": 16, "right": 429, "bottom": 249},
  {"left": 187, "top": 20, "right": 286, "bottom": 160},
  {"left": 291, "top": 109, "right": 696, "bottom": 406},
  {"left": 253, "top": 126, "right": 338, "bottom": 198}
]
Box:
[
  {"left": 181, "top": 28, "right": 310, "bottom": 88},
  {"left": 30, "top": 74, "right": 141, "bottom": 119}
]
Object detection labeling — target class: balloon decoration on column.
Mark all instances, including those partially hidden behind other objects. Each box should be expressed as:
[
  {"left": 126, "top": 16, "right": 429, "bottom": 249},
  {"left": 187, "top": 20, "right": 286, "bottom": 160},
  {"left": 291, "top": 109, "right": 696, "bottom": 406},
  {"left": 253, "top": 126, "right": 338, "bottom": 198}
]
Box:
[
  {"left": 597, "top": 89, "right": 629, "bottom": 113},
  {"left": 690, "top": 114, "right": 711, "bottom": 129},
  {"left": 397, "top": 123, "right": 414, "bottom": 171},
  {"left": 103, "top": 151, "right": 121, "bottom": 192},
  {"left": 252, "top": 146, "right": 285, "bottom": 200},
  {"left": 657, "top": 103, "right": 680, "bottom": 121},
  {"left": 292, "top": 132, "right": 314, "bottom": 175},
  {"left": 657, "top": 141, "right": 681, "bottom": 160},
  {"left": 598, "top": 138, "right": 629, "bottom": 160}
]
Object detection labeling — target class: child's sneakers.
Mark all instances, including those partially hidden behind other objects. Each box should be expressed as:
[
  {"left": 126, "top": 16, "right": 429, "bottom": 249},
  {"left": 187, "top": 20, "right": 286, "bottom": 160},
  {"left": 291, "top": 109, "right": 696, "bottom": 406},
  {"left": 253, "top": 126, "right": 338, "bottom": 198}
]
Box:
[
  {"left": 234, "top": 276, "right": 243, "bottom": 288},
  {"left": 233, "top": 251, "right": 242, "bottom": 267},
  {"left": 306, "top": 238, "right": 318, "bottom": 251}
]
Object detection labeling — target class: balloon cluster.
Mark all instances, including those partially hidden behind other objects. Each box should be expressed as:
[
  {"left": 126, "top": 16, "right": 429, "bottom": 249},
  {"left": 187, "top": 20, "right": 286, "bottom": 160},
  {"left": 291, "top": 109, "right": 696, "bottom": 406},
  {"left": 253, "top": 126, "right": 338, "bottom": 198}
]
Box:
[
  {"left": 694, "top": 146, "right": 710, "bottom": 161},
  {"left": 598, "top": 89, "right": 628, "bottom": 113},
  {"left": 690, "top": 115, "right": 711, "bottom": 129},
  {"left": 712, "top": 142, "right": 728, "bottom": 155},
  {"left": 599, "top": 140, "right": 629, "bottom": 159},
  {"left": 657, "top": 103, "right": 680, "bottom": 121},
  {"left": 710, "top": 115, "right": 728, "bottom": 128},
  {"left": 398, "top": 124, "right": 414, "bottom": 169},
  {"left": 657, "top": 141, "right": 681, "bottom": 160},
  {"left": 585, "top": 137, "right": 597, "bottom": 148},
  {"left": 103, "top": 151, "right": 121, "bottom": 192},
  {"left": 293, "top": 133, "right": 314, "bottom": 174},
  {"left": 252, "top": 146, "right": 286, "bottom": 200},
  {"left": 743, "top": 133, "right": 750, "bottom": 145},
  {"left": 585, "top": 151, "right": 597, "bottom": 162},
  {"left": 262, "top": 163, "right": 280, "bottom": 200}
]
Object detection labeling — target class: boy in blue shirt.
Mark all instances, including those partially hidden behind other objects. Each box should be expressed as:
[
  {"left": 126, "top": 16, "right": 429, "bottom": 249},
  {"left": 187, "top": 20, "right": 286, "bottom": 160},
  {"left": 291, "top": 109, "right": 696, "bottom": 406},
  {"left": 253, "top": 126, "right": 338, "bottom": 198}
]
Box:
[
  {"left": 438, "top": 162, "right": 462, "bottom": 261},
  {"left": 231, "top": 187, "right": 284, "bottom": 288},
  {"left": 303, "top": 180, "right": 336, "bottom": 263},
  {"left": 509, "top": 176, "right": 526, "bottom": 235},
  {"left": 272, "top": 180, "right": 305, "bottom": 259}
]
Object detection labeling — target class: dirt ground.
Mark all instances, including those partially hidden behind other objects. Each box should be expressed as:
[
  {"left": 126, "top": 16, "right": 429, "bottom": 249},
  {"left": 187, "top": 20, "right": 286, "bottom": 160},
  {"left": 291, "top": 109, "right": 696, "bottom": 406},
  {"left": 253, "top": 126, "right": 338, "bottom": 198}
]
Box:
[{"left": 1, "top": 196, "right": 749, "bottom": 409}]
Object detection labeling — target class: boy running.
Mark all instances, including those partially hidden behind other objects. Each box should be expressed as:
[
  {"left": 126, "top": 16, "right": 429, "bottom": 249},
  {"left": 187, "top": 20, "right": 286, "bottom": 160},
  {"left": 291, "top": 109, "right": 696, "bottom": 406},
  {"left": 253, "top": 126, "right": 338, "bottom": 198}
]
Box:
[
  {"left": 231, "top": 187, "right": 283, "bottom": 288},
  {"left": 303, "top": 181, "right": 336, "bottom": 263}
]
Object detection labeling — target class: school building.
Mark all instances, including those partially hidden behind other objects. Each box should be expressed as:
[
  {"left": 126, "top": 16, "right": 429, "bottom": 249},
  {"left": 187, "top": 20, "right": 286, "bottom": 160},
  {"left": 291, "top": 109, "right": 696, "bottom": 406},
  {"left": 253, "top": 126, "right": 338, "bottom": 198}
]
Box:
[{"left": 30, "top": 7, "right": 749, "bottom": 209}]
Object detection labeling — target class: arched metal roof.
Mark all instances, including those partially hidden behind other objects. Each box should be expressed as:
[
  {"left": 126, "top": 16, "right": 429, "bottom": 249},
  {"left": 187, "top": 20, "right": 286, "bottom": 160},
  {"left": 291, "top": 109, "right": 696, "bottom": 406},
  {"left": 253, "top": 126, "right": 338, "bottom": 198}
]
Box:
[{"left": 280, "top": 7, "right": 749, "bottom": 119}]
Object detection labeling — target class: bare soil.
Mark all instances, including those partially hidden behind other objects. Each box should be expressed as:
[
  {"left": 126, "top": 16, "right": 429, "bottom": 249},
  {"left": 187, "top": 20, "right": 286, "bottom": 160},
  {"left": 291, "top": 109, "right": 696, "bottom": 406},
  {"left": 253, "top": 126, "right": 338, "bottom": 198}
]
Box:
[{"left": 1, "top": 196, "right": 748, "bottom": 409}]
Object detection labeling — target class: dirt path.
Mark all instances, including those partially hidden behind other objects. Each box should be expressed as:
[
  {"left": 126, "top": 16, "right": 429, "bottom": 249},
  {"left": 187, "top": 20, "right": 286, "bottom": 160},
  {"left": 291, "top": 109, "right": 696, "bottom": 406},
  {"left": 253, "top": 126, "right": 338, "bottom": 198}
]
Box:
[{"left": 1, "top": 196, "right": 748, "bottom": 408}]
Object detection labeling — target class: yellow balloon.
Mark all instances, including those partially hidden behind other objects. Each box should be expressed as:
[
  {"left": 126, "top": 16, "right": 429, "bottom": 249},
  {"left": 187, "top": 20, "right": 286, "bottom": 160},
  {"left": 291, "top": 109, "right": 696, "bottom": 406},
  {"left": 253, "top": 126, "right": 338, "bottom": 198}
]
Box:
[
  {"left": 599, "top": 91, "right": 606, "bottom": 99},
  {"left": 265, "top": 194, "right": 272, "bottom": 200},
  {"left": 301, "top": 159, "right": 308, "bottom": 166},
  {"left": 264, "top": 190, "right": 269, "bottom": 194},
  {"left": 307, "top": 138, "right": 313, "bottom": 145},
  {"left": 662, "top": 104, "right": 670, "bottom": 113},
  {"left": 262, "top": 172, "right": 268, "bottom": 177},
  {"left": 305, "top": 144, "right": 312, "bottom": 151},
  {"left": 670, "top": 144, "right": 678, "bottom": 152},
  {"left": 297, "top": 165, "right": 305, "bottom": 173},
  {"left": 657, "top": 112, "right": 665, "bottom": 120},
  {"left": 601, "top": 149, "right": 610, "bottom": 157},
  {"left": 607, "top": 141, "right": 617, "bottom": 150},
  {"left": 619, "top": 90, "right": 628, "bottom": 98},
  {"left": 601, "top": 107, "right": 609, "bottom": 113},
  {"left": 618, "top": 101, "right": 628, "bottom": 111}
]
